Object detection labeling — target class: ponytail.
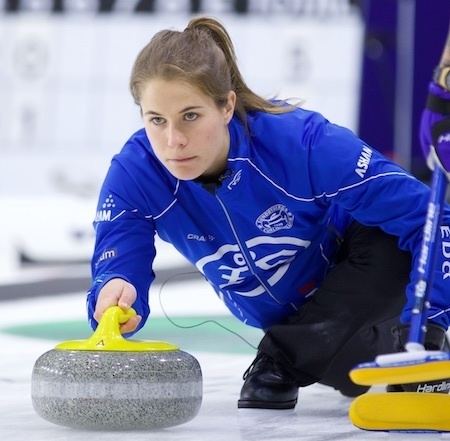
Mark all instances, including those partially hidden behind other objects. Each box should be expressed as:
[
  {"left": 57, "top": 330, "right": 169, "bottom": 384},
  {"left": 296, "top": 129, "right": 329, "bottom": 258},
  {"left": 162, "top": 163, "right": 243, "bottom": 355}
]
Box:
[{"left": 130, "top": 16, "right": 292, "bottom": 125}]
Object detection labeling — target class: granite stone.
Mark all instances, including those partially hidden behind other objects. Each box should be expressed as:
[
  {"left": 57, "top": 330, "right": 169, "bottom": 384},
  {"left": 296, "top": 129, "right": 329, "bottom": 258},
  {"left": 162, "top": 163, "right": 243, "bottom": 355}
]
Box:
[{"left": 31, "top": 349, "right": 202, "bottom": 430}]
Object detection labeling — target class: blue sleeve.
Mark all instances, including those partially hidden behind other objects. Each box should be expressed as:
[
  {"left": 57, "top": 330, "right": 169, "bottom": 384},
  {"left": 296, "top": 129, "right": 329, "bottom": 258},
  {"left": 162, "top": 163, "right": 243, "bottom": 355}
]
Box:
[
  {"left": 307, "top": 118, "right": 450, "bottom": 329},
  {"left": 86, "top": 157, "right": 156, "bottom": 335}
]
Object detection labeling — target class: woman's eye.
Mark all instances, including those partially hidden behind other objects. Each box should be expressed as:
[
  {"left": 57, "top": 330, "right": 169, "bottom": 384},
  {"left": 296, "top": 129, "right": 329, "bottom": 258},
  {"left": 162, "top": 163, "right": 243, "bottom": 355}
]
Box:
[
  {"left": 184, "top": 112, "right": 198, "bottom": 121},
  {"left": 150, "top": 117, "right": 165, "bottom": 126}
]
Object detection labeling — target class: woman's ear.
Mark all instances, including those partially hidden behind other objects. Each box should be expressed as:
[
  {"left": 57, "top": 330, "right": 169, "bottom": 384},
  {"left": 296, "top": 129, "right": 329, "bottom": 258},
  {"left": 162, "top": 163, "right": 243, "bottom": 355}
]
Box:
[{"left": 224, "top": 90, "right": 236, "bottom": 123}]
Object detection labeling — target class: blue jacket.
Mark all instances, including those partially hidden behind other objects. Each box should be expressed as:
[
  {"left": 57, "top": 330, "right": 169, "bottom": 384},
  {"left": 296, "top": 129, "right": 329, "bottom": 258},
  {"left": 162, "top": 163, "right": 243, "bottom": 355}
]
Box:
[{"left": 87, "top": 108, "right": 450, "bottom": 332}]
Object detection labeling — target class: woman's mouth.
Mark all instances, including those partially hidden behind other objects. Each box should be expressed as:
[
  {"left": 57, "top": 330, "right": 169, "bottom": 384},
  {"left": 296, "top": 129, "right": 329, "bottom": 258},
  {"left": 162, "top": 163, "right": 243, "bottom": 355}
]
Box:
[{"left": 169, "top": 156, "right": 196, "bottom": 163}]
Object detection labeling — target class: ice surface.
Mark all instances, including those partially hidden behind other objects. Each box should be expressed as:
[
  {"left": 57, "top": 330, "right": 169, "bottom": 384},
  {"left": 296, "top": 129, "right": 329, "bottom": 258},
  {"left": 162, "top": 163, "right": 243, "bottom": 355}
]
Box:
[{"left": 1, "top": 290, "right": 450, "bottom": 440}]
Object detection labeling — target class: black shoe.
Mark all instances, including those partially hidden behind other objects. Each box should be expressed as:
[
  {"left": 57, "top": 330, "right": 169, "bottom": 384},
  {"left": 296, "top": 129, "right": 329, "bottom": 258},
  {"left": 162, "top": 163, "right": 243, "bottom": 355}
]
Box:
[{"left": 238, "top": 353, "right": 298, "bottom": 409}]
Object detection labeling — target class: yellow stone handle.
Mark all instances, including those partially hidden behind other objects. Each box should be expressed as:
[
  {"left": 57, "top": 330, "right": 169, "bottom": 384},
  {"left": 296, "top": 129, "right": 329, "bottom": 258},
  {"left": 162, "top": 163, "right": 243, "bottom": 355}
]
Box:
[{"left": 56, "top": 306, "right": 178, "bottom": 352}]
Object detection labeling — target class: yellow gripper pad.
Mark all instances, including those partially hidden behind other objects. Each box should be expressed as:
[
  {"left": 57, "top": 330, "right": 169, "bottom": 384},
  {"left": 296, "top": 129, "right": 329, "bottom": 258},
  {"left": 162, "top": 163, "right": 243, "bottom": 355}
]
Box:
[
  {"left": 350, "top": 351, "right": 450, "bottom": 386},
  {"left": 349, "top": 392, "right": 450, "bottom": 432}
]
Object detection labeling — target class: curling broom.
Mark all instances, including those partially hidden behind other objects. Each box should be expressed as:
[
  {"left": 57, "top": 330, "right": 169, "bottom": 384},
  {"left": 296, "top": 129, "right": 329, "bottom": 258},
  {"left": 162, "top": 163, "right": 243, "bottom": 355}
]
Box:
[{"left": 349, "top": 165, "right": 450, "bottom": 431}]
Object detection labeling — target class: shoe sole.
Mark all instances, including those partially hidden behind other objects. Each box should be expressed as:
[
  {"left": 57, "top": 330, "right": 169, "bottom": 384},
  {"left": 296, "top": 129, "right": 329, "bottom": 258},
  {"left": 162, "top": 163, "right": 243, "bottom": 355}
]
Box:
[{"left": 238, "top": 398, "right": 297, "bottom": 409}]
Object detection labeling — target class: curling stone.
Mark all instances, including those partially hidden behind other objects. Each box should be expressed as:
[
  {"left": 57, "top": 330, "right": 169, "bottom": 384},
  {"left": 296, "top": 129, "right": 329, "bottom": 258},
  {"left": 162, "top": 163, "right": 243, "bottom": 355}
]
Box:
[{"left": 31, "top": 306, "right": 202, "bottom": 430}]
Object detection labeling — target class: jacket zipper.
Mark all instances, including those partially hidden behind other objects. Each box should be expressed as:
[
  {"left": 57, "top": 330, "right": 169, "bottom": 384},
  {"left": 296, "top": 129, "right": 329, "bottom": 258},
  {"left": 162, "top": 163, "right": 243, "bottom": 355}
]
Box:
[{"left": 215, "top": 194, "right": 283, "bottom": 305}]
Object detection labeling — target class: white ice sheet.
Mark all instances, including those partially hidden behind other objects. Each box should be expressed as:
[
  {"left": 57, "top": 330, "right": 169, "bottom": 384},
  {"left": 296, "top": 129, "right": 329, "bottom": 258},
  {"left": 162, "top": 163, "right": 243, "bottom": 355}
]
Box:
[{"left": 1, "top": 291, "right": 449, "bottom": 440}]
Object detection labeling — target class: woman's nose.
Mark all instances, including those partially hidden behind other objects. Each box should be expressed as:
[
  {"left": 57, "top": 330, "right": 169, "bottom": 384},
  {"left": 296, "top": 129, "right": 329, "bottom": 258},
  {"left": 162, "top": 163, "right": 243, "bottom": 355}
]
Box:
[{"left": 167, "top": 125, "right": 187, "bottom": 148}]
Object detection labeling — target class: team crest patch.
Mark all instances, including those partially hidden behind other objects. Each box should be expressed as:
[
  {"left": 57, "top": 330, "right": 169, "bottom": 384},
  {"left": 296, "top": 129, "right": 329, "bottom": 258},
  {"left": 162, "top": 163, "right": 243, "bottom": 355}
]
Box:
[{"left": 256, "top": 204, "right": 294, "bottom": 234}]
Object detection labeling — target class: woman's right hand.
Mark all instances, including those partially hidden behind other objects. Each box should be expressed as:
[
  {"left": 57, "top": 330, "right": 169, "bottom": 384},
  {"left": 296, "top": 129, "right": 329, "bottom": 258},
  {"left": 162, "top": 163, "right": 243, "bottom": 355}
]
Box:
[{"left": 94, "top": 278, "right": 142, "bottom": 334}]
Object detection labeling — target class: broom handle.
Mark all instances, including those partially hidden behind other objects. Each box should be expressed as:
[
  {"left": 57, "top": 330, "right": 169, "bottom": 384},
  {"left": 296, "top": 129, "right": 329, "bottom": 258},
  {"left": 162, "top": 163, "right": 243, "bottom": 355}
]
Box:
[{"left": 406, "top": 166, "right": 448, "bottom": 351}]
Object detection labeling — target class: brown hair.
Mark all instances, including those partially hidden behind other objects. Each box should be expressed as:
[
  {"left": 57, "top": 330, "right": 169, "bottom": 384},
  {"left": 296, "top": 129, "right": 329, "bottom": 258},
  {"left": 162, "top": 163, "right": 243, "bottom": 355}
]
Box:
[{"left": 129, "top": 16, "right": 291, "bottom": 123}]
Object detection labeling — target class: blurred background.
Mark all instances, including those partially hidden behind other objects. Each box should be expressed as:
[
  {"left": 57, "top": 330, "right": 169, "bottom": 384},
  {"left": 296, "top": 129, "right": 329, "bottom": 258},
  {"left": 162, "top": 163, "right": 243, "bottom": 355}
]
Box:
[
  {"left": 0, "top": 0, "right": 449, "bottom": 319},
  {"left": 2, "top": 5, "right": 450, "bottom": 439}
]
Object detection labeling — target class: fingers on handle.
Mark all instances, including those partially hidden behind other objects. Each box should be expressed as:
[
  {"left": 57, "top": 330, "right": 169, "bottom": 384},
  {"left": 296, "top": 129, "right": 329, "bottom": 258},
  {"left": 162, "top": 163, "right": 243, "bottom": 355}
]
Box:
[
  {"left": 94, "top": 279, "right": 137, "bottom": 322},
  {"left": 120, "top": 315, "right": 142, "bottom": 334},
  {"left": 117, "top": 282, "right": 138, "bottom": 311}
]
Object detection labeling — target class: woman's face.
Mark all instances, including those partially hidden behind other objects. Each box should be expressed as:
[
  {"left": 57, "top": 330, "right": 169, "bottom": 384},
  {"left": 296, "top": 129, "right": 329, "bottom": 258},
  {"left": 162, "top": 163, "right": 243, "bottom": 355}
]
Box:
[{"left": 140, "top": 78, "right": 236, "bottom": 181}]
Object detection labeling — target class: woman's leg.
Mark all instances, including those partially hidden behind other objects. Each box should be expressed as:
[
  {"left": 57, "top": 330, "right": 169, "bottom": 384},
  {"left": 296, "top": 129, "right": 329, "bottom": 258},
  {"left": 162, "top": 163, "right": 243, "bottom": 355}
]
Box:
[
  {"left": 319, "top": 315, "right": 400, "bottom": 396},
  {"left": 239, "top": 222, "right": 411, "bottom": 408}
]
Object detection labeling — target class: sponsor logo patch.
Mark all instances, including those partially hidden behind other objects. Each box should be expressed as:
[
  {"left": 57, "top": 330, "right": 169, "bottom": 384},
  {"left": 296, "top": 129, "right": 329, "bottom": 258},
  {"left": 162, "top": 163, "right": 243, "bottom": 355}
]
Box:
[
  {"left": 187, "top": 233, "right": 215, "bottom": 242},
  {"left": 416, "top": 380, "right": 450, "bottom": 393},
  {"left": 256, "top": 204, "right": 294, "bottom": 234},
  {"left": 355, "top": 145, "right": 373, "bottom": 178},
  {"left": 227, "top": 169, "right": 242, "bottom": 190},
  {"left": 95, "top": 248, "right": 117, "bottom": 267},
  {"left": 95, "top": 194, "right": 116, "bottom": 222},
  {"left": 441, "top": 226, "right": 450, "bottom": 280}
]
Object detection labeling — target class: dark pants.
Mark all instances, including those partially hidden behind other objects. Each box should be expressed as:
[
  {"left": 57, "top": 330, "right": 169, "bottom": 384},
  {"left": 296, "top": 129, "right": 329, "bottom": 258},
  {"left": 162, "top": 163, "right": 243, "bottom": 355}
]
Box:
[{"left": 258, "top": 222, "right": 412, "bottom": 396}]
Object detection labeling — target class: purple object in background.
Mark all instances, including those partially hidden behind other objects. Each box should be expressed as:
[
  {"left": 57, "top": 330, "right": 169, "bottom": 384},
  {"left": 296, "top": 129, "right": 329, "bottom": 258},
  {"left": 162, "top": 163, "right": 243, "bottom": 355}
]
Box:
[
  {"left": 358, "top": 0, "right": 450, "bottom": 179},
  {"left": 420, "top": 82, "right": 450, "bottom": 174}
]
